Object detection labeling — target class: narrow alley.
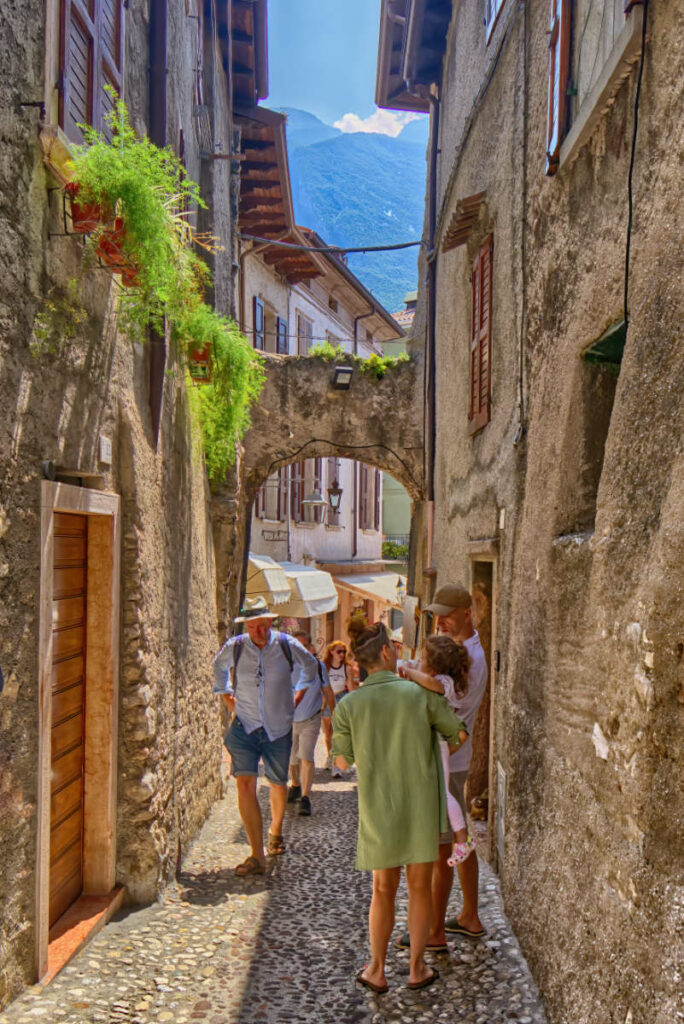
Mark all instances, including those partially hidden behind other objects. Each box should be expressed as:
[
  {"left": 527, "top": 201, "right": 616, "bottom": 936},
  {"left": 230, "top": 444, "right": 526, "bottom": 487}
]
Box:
[{"left": 0, "top": 749, "right": 546, "bottom": 1024}]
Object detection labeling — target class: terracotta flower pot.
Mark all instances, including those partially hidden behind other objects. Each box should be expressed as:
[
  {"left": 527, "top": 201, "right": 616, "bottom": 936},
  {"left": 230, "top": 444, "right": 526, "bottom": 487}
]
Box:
[
  {"left": 95, "top": 218, "right": 141, "bottom": 287},
  {"left": 95, "top": 217, "right": 126, "bottom": 267},
  {"left": 65, "top": 182, "right": 110, "bottom": 234},
  {"left": 188, "top": 344, "right": 212, "bottom": 383}
]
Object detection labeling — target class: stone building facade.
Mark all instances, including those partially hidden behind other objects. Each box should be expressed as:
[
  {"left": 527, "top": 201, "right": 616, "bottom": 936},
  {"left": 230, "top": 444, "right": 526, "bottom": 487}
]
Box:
[
  {"left": 0, "top": 0, "right": 267, "bottom": 1006},
  {"left": 377, "top": 2, "right": 682, "bottom": 1023}
]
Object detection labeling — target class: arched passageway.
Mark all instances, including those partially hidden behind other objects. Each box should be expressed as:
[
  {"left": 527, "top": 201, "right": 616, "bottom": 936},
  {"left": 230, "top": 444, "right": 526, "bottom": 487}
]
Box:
[{"left": 211, "top": 353, "right": 424, "bottom": 632}]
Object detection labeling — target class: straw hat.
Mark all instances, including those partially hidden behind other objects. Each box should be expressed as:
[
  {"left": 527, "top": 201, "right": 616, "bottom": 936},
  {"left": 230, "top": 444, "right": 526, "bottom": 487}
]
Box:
[{"left": 233, "top": 596, "right": 278, "bottom": 622}]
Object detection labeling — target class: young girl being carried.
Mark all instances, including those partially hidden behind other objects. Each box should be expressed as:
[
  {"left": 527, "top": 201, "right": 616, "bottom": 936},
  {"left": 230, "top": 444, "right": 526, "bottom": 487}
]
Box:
[{"left": 399, "top": 634, "right": 474, "bottom": 866}]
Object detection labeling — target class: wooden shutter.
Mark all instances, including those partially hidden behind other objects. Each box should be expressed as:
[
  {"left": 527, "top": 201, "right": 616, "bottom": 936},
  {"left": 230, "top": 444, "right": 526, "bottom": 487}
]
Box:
[
  {"left": 297, "top": 315, "right": 312, "bottom": 355},
  {"left": 327, "top": 457, "right": 341, "bottom": 525},
  {"left": 253, "top": 297, "right": 265, "bottom": 350},
  {"left": 276, "top": 467, "right": 288, "bottom": 522},
  {"left": 291, "top": 462, "right": 304, "bottom": 523},
  {"left": 374, "top": 469, "right": 381, "bottom": 532},
  {"left": 359, "top": 464, "right": 369, "bottom": 530},
  {"left": 255, "top": 482, "right": 265, "bottom": 518},
  {"left": 313, "top": 459, "right": 323, "bottom": 524},
  {"left": 276, "top": 317, "right": 288, "bottom": 354},
  {"left": 545, "top": 0, "right": 571, "bottom": 176},
  {"left": 469, "top": 236, "right": 493, "bottom": 435},
  {"left": 59, "top": 0, "right": 123, "bottom": 143}
]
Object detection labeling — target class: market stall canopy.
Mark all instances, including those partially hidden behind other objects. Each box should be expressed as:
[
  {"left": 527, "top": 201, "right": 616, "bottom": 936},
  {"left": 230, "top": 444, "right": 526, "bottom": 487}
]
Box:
[
  {"left": 246, "top": 553, "right": 290, "bottom": 606},
  {"left": 335, "top": 572, "right": 407, "bottom": 610},
  {"left": 276, "top": 563, "right": 338, "bottom": 618}
]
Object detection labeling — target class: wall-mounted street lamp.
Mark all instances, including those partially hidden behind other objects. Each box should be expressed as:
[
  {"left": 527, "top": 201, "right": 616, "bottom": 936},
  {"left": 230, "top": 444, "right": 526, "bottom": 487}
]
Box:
[
  {"left": 301, "top": 490, "right": 328, "bottom": 511},
  {"left": 331, "top": 365, "right": 354, "bottom": 390},
  {"left": 327, "top": 478, "right": 343, "bottom": 513}
]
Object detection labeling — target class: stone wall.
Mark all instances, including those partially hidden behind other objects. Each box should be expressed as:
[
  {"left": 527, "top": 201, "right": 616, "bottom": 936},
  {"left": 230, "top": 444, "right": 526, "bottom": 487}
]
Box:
[
  {"left": 0, "top": 0, "right": 229, "bottom": 1006},
  {"left": 418, "top": 2, "right": 683, "bottom": 1022}
]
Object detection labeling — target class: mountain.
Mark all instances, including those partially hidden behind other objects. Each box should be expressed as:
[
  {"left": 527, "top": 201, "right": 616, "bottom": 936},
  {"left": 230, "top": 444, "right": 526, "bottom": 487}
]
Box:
[
  {"left": 283, "top": 112, "right": 427, "bottom": 314},
  {"left": 278, "top": 107, "right": 340, "bottom": 152},
  {"left": 395, "top": 116, "right": 430, "bottom": 149}
]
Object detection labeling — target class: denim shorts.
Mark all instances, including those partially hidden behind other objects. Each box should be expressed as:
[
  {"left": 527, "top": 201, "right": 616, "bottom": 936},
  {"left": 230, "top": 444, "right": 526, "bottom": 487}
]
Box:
[{"left": 224, "top": 717, "right": 292, "bottom": 784}]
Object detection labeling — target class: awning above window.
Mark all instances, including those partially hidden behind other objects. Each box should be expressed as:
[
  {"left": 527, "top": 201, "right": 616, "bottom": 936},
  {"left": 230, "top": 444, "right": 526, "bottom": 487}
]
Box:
[
  {"left": 246, "top": 553, "right": 291, "bottom": 606},
  {"left": 276, "top": 563, "right": 339, "bottom": 618},
  {"left": 335, "top": 572, "right": 406, "bottom": 609}
]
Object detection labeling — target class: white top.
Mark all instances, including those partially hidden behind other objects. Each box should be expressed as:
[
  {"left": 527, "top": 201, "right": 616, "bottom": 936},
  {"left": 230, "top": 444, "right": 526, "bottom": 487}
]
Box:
[
  {"left": 448, "top": 631, "right": 488, "bottom": 772},
  {"left": 328, "top": 663, "right": 348, "bottom": 695}
]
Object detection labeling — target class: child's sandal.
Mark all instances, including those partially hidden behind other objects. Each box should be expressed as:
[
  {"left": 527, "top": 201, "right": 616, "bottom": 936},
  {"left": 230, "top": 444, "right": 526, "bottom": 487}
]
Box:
[{"left": 447, "top": 836, "right": 476, "bottom": 867}]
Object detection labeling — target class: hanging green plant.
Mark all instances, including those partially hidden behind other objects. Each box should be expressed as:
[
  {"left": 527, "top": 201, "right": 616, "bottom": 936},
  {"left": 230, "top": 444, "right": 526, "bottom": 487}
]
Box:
[
  {"left": 183, "top": 309, "right": 265, "bottom": 486},
  {"left": 65, "top": 92, "right": 264, "bottom": 481},
  {"left": 307, "top": 341, "right": 411, "bottom": 379}
]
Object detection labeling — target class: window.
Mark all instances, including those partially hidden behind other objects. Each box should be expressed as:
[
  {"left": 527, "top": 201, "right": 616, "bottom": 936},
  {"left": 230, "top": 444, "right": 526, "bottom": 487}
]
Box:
[
  {"left": 485, "top": 0, "right": 505, "bottom": 39},
  {"left": 255, "top": 468, "right": 288, "bottom": 521},
  {"left": 59, "top": 0, "right": 124, "bottom": 143},
  {"left": 328, "top": 295, "right": 338, "bottom": 314},
  {"left": 297, "top": 314, "right": 313, "bottom": 355},
  {"left": 544, "top": 0, "right": 571, "bottom": 175},
  {"left": 253, "top": 297, "right": 265, "bottom": 350},
  {"left": 469, "top": 236, "right": 493, "bottom": 435},
  {"left": 276, "top": 317, "right": 288, "bottom": 354},
  {"left": 548, "top": 0, "right": 644, "bottom": 174}
]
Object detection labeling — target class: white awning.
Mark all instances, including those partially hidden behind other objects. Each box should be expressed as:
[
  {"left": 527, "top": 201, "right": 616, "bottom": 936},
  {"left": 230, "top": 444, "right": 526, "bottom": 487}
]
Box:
[
  {"left": 246, "top": 553, "right": 291, "bottom": 606},
  {"left": 335, "top": 572, "right": 406, "bottom": 609},
  {"left": 276, "top": 562, "right": 339, "bottom": 618}
]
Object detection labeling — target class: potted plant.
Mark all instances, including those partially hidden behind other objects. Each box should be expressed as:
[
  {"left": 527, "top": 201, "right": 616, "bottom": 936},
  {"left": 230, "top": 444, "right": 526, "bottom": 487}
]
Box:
[{"left": 64, "top": 181, "right": 111, "bottom": 233}]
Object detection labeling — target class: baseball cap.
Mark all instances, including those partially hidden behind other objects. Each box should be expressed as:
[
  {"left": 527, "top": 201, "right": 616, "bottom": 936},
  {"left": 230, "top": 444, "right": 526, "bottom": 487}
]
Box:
[{"left": 425, "top": 583, "right": 472, "bottom": 616}]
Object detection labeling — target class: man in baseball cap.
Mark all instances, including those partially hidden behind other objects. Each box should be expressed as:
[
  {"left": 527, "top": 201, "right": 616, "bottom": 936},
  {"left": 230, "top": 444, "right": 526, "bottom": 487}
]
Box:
[{"left": 397, "top": 582, "right": 488, "bottom": 951}]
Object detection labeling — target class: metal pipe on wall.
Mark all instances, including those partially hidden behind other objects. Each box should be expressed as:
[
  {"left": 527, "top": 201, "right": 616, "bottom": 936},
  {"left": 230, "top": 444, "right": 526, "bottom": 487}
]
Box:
[
  {"left": 425, "top": 91, "right": 440, "bottom": 576},
  {"left": 148, "top": 0, "right": 168, "bottom": 443}
]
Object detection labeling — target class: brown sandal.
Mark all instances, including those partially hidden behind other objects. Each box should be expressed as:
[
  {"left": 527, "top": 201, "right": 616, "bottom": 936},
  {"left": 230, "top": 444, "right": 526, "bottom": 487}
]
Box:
[
  {"left": 234, "top": 855, "right": 265, "bottom": 876},
  {"left": 266, "top": 832, "right": 285, "bottom": 856}
]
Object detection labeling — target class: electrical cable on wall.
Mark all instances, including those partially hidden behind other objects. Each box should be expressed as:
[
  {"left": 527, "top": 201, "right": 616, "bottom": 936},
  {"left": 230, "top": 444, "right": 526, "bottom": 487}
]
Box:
[
  {"left": 624, "top": 0, "right": 649, "bottom": 330},
  {"left": 239, "top": 234, "right": 425, "bottom": 255}
]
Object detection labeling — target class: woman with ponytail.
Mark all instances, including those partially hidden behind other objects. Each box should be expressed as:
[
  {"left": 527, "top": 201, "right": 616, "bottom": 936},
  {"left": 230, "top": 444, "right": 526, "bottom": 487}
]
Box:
[{"left": 332, "top": 616, "right": 468, "bottom": 995}]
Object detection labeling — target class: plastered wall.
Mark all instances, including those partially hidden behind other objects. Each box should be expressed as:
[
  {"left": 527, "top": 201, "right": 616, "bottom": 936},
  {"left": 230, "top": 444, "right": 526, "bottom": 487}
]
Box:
[{"left": 422, "top": 2, "right": 683, "bottom": 1022}]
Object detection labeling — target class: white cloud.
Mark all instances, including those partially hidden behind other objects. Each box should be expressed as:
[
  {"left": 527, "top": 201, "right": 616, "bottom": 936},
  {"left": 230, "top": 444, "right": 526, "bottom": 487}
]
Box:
[{"left": 333, "top": 109, "right": 422, "bottom": 137}]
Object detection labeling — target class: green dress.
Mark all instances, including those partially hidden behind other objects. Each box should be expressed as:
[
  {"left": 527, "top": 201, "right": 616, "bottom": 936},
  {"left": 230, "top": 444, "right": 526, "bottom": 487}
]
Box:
[{"left": 331, "top": 670, "right": 467, "bottom": 870}]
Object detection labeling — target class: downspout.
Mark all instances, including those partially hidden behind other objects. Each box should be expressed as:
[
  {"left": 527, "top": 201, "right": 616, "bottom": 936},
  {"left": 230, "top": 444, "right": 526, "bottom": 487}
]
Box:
[
  {"left": 353, "top": 304, "right": 375, "bottom": 355},
  {"left": 425, "top": 90, "right": 440, "bottom": 576},
  {"left": 148, "top": 0, "right": 168, "bottom": 444},
  {"left": 352, "top": 461, "right": 358, "bottom": 559}
]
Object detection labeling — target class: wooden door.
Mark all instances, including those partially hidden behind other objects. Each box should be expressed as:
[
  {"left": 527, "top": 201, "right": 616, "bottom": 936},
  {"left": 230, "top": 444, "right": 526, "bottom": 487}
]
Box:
[{"left": 50, "top": 512, "right": 87, "bottom": 926}]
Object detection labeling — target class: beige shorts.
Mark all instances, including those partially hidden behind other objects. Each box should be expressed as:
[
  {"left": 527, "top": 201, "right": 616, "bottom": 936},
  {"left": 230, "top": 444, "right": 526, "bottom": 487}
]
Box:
[
  {"left": 289, "top": 712, "right": 322, "bottom": 765},
  {"left": 439, "top": 769, "right": 469, "bottom": 846}
]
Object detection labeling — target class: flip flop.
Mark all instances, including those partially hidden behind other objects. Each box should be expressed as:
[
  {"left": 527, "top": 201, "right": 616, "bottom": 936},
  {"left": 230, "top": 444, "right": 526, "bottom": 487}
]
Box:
[
  {"left": 394, "top": 931, "right": 448, "bottom": 953},
  {"left": 444, "top": 918, "right": 486, "bottom": 938},
  {"left": 407, "top": 967, "right": 440, "bottom": 991},
  {"left": 234, "top": 855, "right": 265, "bottom": 876},
  {"left": 355, "top": 968, "right": 389, "bottom": 995}
]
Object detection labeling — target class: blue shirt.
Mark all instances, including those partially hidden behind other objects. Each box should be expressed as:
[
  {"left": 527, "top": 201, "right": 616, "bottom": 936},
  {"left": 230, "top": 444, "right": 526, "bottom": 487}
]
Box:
[
  {"left": 294, "top": 659, "right": 330, "bottom": 722},
  {"left": 213, "top": 630, "right": 317, "bottom": 740}
]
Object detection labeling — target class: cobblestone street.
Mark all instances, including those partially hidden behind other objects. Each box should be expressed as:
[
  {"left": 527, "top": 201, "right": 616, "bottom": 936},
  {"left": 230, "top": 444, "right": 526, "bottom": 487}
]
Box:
[{"left": 2, "top": 753, "right": 547, "bottom": 1024}]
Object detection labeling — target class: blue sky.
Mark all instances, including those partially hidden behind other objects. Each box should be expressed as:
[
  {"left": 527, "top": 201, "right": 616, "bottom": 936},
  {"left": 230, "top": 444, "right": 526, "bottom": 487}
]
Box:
[{"left": 267, "top": 0, "right": 423, "bottom": 135}]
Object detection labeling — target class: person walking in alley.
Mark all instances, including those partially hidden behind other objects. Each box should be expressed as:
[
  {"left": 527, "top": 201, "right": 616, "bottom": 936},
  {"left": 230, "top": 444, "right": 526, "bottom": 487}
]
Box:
[
  {"left": 405, "top": 583, "right": 489, "bottom": 946},
  {"left": 321, "top": 639, "right": 355, "bottom": 776},
  {"left": 332, "top": 618, "right": 468, "bottom": 993},
  {"left": 213, "top": 597, "right": 318, "bottom": 875},
  {"left": 287, "top": 631, "right": 336, "bottom": 816}
]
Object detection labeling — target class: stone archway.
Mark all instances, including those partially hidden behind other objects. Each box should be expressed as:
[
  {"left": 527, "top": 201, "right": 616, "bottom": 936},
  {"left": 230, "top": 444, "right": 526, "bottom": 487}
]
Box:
[{"left": 211, "top": 353, "right": 424, "bottom": 633}]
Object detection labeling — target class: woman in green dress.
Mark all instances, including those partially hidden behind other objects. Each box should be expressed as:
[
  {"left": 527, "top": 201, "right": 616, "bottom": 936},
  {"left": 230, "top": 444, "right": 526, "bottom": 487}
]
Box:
[{"left": 332, "top": 619, "right": 467, "bottom": 994}]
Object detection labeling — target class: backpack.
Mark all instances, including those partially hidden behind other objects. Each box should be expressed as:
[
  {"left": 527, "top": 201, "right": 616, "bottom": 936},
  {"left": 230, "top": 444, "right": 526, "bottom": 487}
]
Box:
[{"left": 232, "top": 630, "right": 294, "bottom": 693}]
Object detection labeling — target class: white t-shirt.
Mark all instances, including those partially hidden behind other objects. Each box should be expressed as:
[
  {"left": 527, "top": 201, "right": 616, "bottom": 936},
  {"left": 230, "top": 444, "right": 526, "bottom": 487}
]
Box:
[
  {"left": 327, "top": 663, "right": 347, "bottom": 696},
  {"left": 448, "top": 631, "right": 488, "bottom": 772}
]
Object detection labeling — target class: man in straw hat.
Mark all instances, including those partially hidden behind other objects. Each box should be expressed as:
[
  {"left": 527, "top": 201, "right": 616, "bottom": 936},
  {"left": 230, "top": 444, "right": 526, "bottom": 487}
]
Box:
[{"left": 214, "top": 597, "right": 318, "bottom": 875}]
